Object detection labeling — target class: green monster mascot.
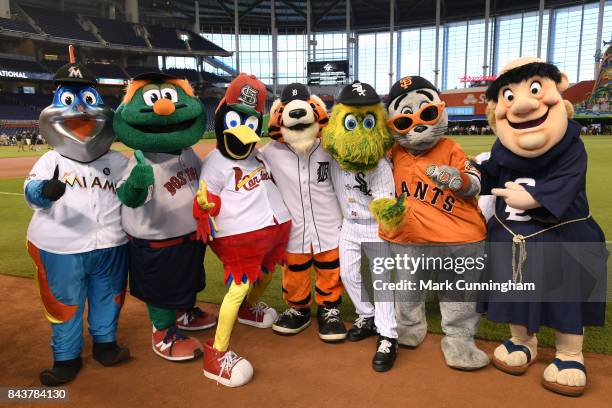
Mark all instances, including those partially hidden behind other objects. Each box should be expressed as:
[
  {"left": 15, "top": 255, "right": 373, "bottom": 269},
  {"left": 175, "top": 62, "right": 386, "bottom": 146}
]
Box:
[{"left": 114, "top": 73, "right": 216, "bottom": 362}]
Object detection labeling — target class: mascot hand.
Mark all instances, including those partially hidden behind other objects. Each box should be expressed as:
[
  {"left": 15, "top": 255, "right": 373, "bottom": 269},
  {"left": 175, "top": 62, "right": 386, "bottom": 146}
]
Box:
[
  {"left": 370, "top": 193, "right": 406, "bottom": 231},
  {"left": 128, "top": 150, "right": 154, "bottom": 190},
  {"left": 196, "top": 180, "right": 216, "bottom": 210},
  {"left": 42, "top": 165, "right": 66, "bottom": 201},
  {"left": 492, "top": 182, "right": 540, "bottom": 210},
  {"left": 426, "top": 164, "right": 463, "bottom": 191}
]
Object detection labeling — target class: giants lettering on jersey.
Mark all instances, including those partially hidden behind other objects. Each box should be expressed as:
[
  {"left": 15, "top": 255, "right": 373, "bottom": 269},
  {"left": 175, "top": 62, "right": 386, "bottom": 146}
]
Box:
[
  {"left": 233, "top": 166, "right": 272, "bottom": 191},
  {"left": 400, "top": 180, "right": 456, "bottom": 212},
  {"left": 163, "top": 167, "right": 198, "bottom": 196},
  {"left": 63, "top": 174, "right": 118, "bottom": 193}
]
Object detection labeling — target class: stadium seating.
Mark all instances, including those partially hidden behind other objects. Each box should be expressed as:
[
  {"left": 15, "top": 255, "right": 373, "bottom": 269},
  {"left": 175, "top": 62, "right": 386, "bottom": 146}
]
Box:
[
  {"left": 0, "top": 57, "right": 49, "bottom": 73},
  {"left": 86, "top": 63, "right": 127, "bottom": 79},
  {"left": 126, "top": 65, "right": 162, "bottom": 77},
  {"left": 201, "top": 72, "right": 229, "bottom": 83},
  {"left": 145, "top": 25, "right": 187, "bottom": 50},
  {"left": 187, "top": 31, "right": 227, "bottom": 53},
  {"left": 21, "top": 5, "right": 98, "bottom": 42},
  {"left": 0, "top": 17, "right": 37, "bottom": 34},
  {"left": 87, "top": 16, "right": 147, "bottom": 47}
]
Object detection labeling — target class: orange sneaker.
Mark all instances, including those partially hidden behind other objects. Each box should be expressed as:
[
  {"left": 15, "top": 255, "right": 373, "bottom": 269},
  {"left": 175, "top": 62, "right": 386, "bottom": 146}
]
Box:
[
  {"left": 176, "top": 307, "right": 217, "bottom": 331},
  {"left": 202, "top": 340, "right": 253, "bottom": 387},
  {"left": 151, "top": 326, "right": 203, "bottom": 361}
]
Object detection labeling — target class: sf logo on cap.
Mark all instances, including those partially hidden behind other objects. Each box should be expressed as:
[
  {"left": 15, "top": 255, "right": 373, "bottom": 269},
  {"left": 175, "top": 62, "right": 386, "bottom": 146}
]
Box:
[
  {"left": 237, "top": 85, "right": 259, "bottom": 108},
  {"left": 351, "top": 83, "right": 366, "bottom": 96},
  {"left": 68, "top": 66, "right": 83, "bottom": 79},
  {"left": 400, "top": 77, "right": 412, "bottom": 89}
]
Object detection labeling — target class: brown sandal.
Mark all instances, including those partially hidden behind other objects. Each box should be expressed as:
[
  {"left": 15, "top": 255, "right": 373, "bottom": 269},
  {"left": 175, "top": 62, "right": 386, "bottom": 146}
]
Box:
[
  {"left": 491, "top": 339, "right": 535, "bottom": 376},
  {"left": 541, "top": 359, "right": 587, "bottom": 397}
]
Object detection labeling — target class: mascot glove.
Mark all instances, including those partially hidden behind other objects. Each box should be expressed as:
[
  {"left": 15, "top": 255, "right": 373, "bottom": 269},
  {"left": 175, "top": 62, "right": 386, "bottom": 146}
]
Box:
[
  {"left": 42, "top": 165, "right": 66, "bottom": 201},
  {"left": 127, "top": 150, "right": 154, "bottom": 190},
  {"left": 370, "top": 193, "right": 406, "bottom": 232},
  {"left": 426, "top": 164, "right": 464, "bottom": 191},
  {"left": 196, "top": 180, "right": 216, "bottom": 210},
  {"left": 492, "top": 182, "right": 540, "bottom": 210}
]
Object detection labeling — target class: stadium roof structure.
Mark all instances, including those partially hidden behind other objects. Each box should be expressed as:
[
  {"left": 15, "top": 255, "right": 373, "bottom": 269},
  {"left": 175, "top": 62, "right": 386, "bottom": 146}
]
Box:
[{"left": 164, "top": 0, "right": 602, "bottom": 32}]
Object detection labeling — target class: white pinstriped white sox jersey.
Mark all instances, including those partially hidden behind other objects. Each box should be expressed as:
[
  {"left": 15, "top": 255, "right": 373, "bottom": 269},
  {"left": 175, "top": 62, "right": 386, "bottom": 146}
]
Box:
[
  {"left": 329, "top": 157, "right": 398, "bottom": 338},
  {"left": 260, "top": 139, "right": 342, "bottom": 254},
  {"left": 329, "top": 157, "right": 395, "bottom": 220}
]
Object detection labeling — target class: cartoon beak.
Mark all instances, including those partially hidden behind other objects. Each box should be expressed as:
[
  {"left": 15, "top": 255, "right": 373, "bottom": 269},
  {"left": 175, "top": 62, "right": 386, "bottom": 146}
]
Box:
[
  {"left": 223, "top": 125, "right": 261, "bottom": 145},
  {"left": 63, "top": 116, "right": 96, "bottom": 140}
]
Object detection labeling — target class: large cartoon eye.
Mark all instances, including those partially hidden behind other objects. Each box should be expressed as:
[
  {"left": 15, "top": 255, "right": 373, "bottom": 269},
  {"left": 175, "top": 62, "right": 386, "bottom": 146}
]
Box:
[
  {"left": 344, "top": 114, "right": 357, "bottom": 131},
  {"left": 82, "top": 90, "right": 98, "bottom": 106},
  {"left": 224, "top": 110, "right": 241, "bottom": 129},
  {"left": 401, "top": 106, "right": 413, "bottom": 115},
  {"left": 503, "top": 88, "right": 514, "bottom": 102},
  {"left": 60, "top": 91, "right": 75, "bottom": 106},
  {"left": 245, "top": 115, "right": 259, "bottom": 130},
  {"left": 363, "top": 114, "right": 376, "bottom": 129},
  {"left": 530, "top": 81, "right": 542, "bottom": 95},
  {"left": 142, "top": 89, "right": 161, "bottom": 106},
  {"left": 160, "top": 86, "right": 178, "bottom": 102}
]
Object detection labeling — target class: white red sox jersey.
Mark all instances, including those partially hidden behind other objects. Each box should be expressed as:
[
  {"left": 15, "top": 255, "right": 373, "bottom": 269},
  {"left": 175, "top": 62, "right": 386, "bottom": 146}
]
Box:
[
  {"left": 260, "top": 139, "right": 342, "bottom": 254},
  {"left": 25, "top": 150, "right": 129, "bottom": 254},
  {"left": 201, "top": 148, "right": 291, "bottom": 239},
  {"left": 120, "top": 148, "right": 201, "bottom": 240},
  {"left": 329, "top": 157, "right": 395, "bottom": 220}
]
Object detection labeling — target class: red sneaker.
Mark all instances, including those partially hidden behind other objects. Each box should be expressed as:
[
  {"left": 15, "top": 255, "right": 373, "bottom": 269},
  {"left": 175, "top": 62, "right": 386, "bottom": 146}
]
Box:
[
  {"left": 237, "top": 301, "right": 278, "bottom": 329},
  {"left": 151, "top": 326, "right": 203, "bottom": 361},
  {"left": 202, "top": 340, "right": 253, "bottom": 387},
  {"left": 176, "top": 307, "right": 217, "bottom": 331}
]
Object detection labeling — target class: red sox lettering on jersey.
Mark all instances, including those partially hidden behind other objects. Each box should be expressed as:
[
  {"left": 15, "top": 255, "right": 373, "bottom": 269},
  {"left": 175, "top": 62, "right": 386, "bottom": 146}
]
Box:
[{"left": 163, "top": 167, "right": 198, "bottom": 196}]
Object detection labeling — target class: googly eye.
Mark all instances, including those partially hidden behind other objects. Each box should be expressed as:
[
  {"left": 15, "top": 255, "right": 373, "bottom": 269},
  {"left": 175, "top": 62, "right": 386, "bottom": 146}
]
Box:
[
  {"left": 530, "top": 81, "right": 542, "bottom": 95},
  {"left": 142, "top": 89, "right": 161, "bottom": 106},
  {"left": 60, "top": 91, "right": 75, "bottom": 106},
  {"left": 225, "top": 110, "right": 241, "bottom": 129},
  {"left": 363, "top": 114, "right": 376, "bottom": 129},
  {"left": 344, "top": 114, "right": 357, "bottom": 131},
  {"left": 245, "top": 115, "right": 259, "bottom": 130},
  {"left": 503, "top": 88, "right": 514, "bottom": 102},
  {"left": 82, "top": 90, "right": 97, "bottom": 106},
  {"left": 160, "top": 87, "right": 178, "bottom": 102}
]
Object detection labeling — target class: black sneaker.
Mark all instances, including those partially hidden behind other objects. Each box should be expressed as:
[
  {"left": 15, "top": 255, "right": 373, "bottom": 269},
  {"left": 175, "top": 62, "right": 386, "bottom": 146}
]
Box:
[
  {"left": 272, "top": 307, "right": 311, "bottom": 335},
  {"left": 317, "top": 305, "right": 347, "bottom": 342},
  {"left": 40, "top": 357, "right": 82, "bottom": 387},
  {"left": 372, "top": 336, "right": 398, "bottom": 372},
  {"left": 347, "top": 316, "right": 377, "bottom": 342},
  {"left": 93, "top": 341, "right": 131, "bottom": 367}
]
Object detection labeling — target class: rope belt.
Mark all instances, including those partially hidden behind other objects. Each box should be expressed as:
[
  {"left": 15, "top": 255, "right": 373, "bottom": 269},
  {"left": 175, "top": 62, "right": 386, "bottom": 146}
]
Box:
[{"left": 493, "top": 213, "right": 592, "bottom": 283}]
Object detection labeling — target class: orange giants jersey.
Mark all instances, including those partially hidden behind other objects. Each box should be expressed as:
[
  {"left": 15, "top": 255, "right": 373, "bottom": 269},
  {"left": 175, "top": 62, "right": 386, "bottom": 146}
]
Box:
[{"left": 380, "top": 138, "right": 486, "bottom": 244}]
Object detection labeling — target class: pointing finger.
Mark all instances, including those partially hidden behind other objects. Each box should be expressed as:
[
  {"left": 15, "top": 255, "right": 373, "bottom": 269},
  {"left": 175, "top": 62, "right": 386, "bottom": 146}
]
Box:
[
  {"left": 134, "top": 150, "right": 145, "bottom": 164},
  {"left": 491, "top": 188, "right": 510, "bottom": 198}
]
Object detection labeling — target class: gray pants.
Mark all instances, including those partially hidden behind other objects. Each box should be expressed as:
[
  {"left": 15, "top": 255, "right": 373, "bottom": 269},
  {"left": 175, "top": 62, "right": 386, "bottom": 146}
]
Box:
[{"left": 390, "top": 240, "right": 485, "bottom": 346}]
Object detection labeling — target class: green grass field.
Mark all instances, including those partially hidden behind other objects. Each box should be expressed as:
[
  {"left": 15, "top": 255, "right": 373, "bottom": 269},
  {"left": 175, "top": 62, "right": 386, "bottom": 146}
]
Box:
[{"left": 1, "top": 135, "right": 611, "bottom": 353}]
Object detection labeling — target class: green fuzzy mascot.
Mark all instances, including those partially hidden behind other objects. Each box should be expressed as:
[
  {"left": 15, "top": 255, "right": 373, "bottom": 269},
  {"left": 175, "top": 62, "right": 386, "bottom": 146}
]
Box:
[{"left": 114, "top": 73, "right": 216, "bottom": 363}]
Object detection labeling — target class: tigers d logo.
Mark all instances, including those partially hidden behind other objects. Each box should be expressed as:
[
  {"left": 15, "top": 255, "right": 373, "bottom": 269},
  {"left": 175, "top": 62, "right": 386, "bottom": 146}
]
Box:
[
  {"left": 237, "top": 85, "right": 259, "bottom": 108},
  {"left": 399, "top": 76, "right": 412, "bottom": 89}
]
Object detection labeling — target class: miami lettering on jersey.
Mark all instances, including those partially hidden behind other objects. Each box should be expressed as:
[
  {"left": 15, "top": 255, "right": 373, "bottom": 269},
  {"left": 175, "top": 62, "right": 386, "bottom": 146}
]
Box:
[
  {"left": 233, "top": 166, "right": 272, "bottom": 191},
  {"left": 399, "top": 179, "right": 456, "bottom": 213},
  {"left": 163, "top": 167, "right": 198, "bottom": 196},
  {"left": 62, "top": 173, "right": 118, "bottom": 193}
]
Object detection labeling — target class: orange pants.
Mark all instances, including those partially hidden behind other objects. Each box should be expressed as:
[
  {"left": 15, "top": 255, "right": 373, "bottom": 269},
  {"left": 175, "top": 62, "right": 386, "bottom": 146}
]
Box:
[{"left": 283, "top": 248, "right": 343, "bottom": 308}]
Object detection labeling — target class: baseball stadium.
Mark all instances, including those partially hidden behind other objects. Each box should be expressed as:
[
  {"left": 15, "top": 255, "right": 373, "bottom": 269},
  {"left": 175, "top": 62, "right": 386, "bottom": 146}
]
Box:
[{"left": 0, "top": 0, "right": 611, "bottom": 407}]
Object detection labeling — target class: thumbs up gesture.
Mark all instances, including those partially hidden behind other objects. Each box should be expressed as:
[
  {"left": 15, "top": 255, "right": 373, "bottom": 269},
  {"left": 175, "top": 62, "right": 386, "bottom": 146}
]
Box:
[
  {"left": 196, "top": 180, "right": 215, "bottom": 210},
  {"left": 128, "top": 150, "right": 154, "bottom": 190},
  {"left": 42, "top": 165, "right": 66, "bottom": 201}
]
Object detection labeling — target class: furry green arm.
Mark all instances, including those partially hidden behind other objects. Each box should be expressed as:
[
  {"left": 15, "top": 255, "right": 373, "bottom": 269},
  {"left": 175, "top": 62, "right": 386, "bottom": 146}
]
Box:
[
  {"left": 117, "top": 150, "right": 154, "bottom": 208},
  {"left": 370, "top": 193, "right": 406, "bottom": 232}
]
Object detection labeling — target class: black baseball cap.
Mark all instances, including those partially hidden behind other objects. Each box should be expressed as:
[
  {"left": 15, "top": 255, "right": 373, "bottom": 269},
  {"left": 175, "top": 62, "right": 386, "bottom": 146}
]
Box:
[
  {"left": 54, "top": 62, "right": 97, "bottom": 86},
  {"left": 387, "top": 76, "right": 439, "bottom": 108},
  {"left": 132, "top": 72, "right": 179, "bottom": 82},
  {"left": 337, "top": 81, "right": 380, "bottom": 105},
  {"left": 281, "top": 83, "right": 310, "bottom": 103}
]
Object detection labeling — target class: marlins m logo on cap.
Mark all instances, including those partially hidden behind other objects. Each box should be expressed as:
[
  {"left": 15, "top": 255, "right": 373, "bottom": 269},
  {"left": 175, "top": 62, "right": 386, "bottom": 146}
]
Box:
[{"left": 68, "top": 66, "right": 83, "bottom": 79}]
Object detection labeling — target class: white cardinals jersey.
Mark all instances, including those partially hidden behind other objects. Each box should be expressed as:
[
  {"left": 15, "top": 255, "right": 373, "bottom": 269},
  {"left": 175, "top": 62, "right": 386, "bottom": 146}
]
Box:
[
  {"left": 260, "top": 139, "right": 342, "bottom": 254},
  {"left": 120, "top": 148, "right": 201, "bottom": 240},
  {"left": 25, "top": 150, "right": 129, "bottom": 254},
  {"left": 200, "top": 148, "right": 291, "bottom": 238},
  {"left": 329, "top": 158, "right": 395, "bottom": 221}
]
